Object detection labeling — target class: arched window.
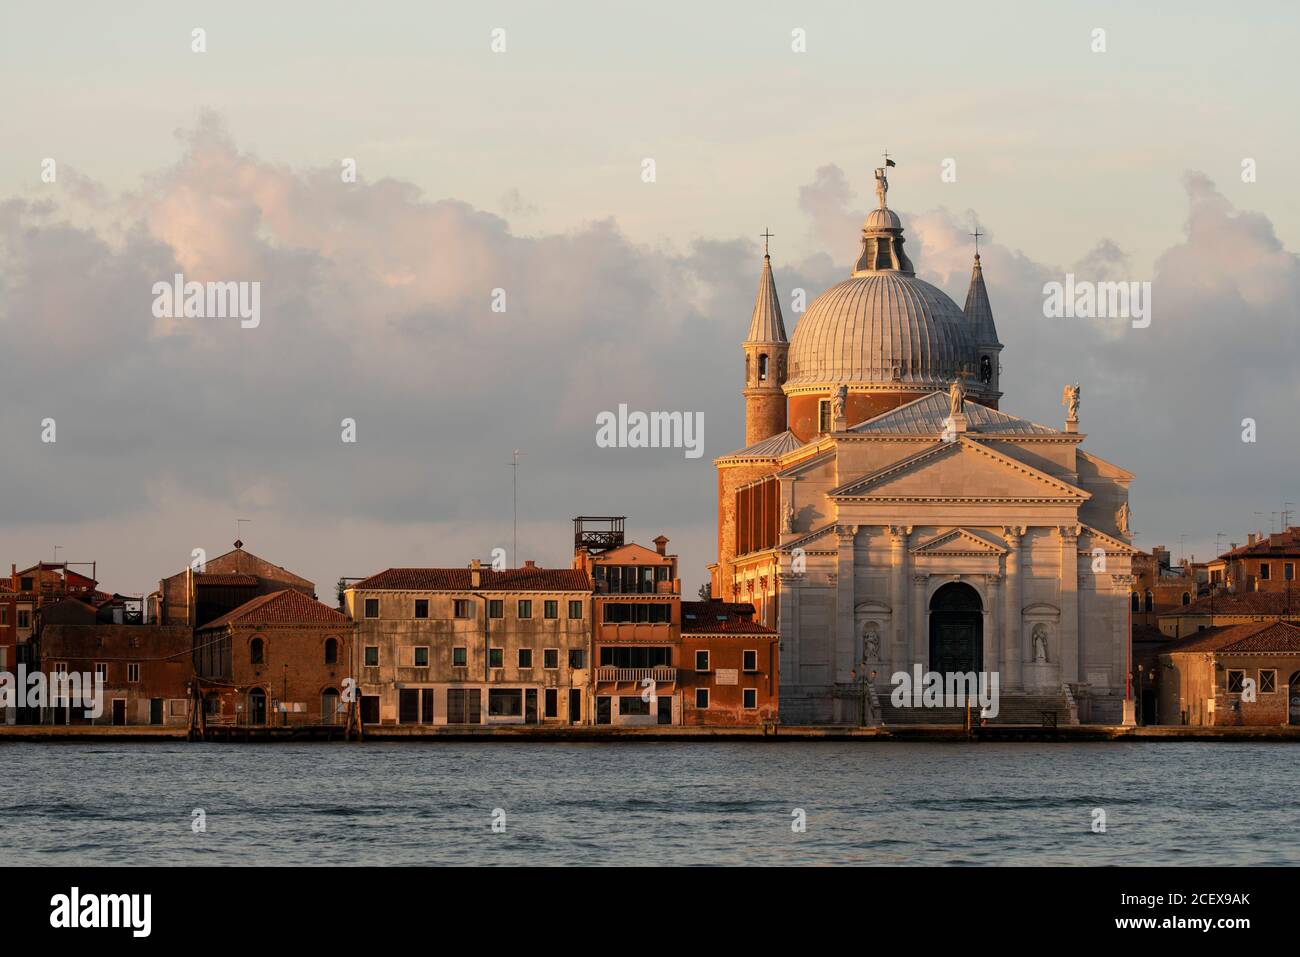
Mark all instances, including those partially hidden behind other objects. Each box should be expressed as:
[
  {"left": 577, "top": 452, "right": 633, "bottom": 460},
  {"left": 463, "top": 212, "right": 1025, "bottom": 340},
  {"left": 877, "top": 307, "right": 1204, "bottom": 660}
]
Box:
[
  {"left": 324, "top": 637, "right": 338, "bottom": 665},
  {"left": 758, "top": 354, "right": 769, "bottom": 381},
  {"left": 250, "top": 636, "right": 264, "bottom": 665},
  {"left": 1145, "top": 591, "right": 1154, "bottom": 613},
  {"left": 1181, "top": 592, "right": 1191, "bottom": 606},
  {"left": 1131, "top": 592, "right": 1140, "bottom": 613}
]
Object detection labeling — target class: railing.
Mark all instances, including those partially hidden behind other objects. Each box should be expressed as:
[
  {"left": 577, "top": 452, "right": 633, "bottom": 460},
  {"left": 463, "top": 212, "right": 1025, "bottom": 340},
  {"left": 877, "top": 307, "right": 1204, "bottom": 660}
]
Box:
[{"left": 595, "top": 666, "right": 677, "bottom": 684}]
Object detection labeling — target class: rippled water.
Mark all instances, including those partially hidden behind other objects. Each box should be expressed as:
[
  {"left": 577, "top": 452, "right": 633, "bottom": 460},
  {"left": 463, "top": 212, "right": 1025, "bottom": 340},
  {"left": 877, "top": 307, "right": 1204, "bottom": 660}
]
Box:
[{"left": 0, "top": 741, "right": 1293, "bottom": 865}]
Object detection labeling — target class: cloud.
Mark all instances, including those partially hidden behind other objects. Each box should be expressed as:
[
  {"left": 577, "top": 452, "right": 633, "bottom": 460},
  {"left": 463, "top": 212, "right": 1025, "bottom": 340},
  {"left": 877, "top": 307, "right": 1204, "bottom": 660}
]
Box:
[{"left": 2, "top": 129, "right": 1297, "bottom": 592}]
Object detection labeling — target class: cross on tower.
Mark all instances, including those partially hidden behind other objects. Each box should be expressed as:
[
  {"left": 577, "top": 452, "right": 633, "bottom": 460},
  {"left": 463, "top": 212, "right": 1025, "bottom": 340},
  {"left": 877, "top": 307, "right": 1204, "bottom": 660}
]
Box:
[
  {"left": 970, "top": 224, "right": 984, "bottom": 255},
  {"left": 761, "top": 227, "right": 774, "bottom": 256}
]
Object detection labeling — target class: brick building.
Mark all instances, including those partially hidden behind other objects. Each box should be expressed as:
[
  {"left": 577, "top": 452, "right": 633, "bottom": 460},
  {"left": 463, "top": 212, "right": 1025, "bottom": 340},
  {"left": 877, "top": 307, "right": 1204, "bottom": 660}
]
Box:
[
  {"left": 193, "top": 589, "right": 354, "bottom": 725},
  {"left": 1156, "top": 590, "right": 1298, "bottom": 639},
  {"left": 345, "top": 563, "right": 592, "bottom": 726},
  {"left": 1208, "top": 528, "right": 1300, "bottom": 595},
  {"left": 574, "top": 519, "right": 683, "bottom": 725},
  {"left": 39, "top": 624, "right": 193, "bottom": 725},
  {"left": 149, "top": 542, "right": 316, "bottom": 628},
  {"left": 680, "top": 600, "right": 779, "bottom": 725},
  {"left": 1130, "top": 546, "right": 1208, "bottom": 628},
  {"left": 2, "top": 561, "right": 113, "bottom": 722},
  {"left": 1157, "top": 621, "right": 1300, "bottom": 726}
]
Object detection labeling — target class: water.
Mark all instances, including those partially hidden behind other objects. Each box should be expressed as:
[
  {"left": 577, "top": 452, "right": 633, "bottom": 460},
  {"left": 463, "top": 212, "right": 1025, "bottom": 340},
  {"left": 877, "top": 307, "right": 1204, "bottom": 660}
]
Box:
[{"left": 0, "top": 741, "right": 1293, "bottom": 865}]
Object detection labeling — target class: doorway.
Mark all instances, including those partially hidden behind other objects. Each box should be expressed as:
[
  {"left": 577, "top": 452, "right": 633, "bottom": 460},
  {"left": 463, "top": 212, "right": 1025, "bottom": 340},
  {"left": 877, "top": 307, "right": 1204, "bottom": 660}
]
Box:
[
  {"left": 929, "top": 582, "right": 983, "bottom": 675},
  {"left": 248, "top": 688, "right": 267, "bottom": 725}
]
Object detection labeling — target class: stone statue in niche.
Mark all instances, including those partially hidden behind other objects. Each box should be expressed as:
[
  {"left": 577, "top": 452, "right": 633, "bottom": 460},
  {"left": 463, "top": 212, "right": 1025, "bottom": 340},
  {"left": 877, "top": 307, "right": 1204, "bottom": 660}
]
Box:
[
  {"left": 1116, "top": 501, "right": 1131, "bottom": 536},
  {"left": 781, "top": 497, "right": 795, "bottom": 535},
  {"left": 832, "top": 384, "right": 847, "bottom": 424},
  {"left": 1032, "top": 623, "right": 1051, "bottom": 663},
  {"left": 862, "top": 623, "right": 881, "bottom": 662}
]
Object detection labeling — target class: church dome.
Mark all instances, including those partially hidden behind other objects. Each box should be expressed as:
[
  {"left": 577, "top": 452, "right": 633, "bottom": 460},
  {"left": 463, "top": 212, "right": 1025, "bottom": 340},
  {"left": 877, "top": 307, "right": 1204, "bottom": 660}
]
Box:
[
  {"left": 784, "top": 271, "right": 974, "bottom": 389},
  {"left": 786, "top": 166, "right": 977, "bottom": 391}
]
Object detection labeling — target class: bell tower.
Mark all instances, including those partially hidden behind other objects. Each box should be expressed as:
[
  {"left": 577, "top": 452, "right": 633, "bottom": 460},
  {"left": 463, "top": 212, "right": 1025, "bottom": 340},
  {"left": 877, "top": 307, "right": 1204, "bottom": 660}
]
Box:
[
  {"left": 742, "top": 231, "right": 789, "bottom": 446},
  {"left": 962, "top": 234, "right": 1003, "bottom": 409}
]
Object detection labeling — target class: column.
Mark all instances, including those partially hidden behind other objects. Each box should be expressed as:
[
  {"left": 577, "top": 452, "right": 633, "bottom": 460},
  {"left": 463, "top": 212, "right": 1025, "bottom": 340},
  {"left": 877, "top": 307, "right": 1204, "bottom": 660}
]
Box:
[
  {"left": 1002, "top": 526, "right": 1024, "bottom": 691},
  {"left": 778, "top": 571, "right": 798, "bottom": 689},
  {"left": 888, "top": 526, "right": 911, "bottom": 676},
  {"left": 984, "top": 573, "right": 1001, "bottom": 677},
  {"left": 911, "top": 573, "right": 928, "bottom": 668},
  {"left": 835, "top": 525, "right": 856, "bottom": 685},
  {"left": 1058, "top": 525, "right": 1080, "bottom": 685}
]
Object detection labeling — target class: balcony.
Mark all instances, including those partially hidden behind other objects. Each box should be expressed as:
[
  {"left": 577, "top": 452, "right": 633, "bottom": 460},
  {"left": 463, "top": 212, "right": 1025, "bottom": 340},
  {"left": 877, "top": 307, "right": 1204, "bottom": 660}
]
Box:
[{"left": 595, "top": 666, "right": 677, "bottom": 685}]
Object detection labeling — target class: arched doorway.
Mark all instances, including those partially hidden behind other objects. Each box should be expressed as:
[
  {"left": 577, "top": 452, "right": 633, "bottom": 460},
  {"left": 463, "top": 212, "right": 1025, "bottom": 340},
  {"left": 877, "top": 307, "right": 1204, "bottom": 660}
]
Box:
[
  {"left": 1289, "top": 672, "right": 1300, "bottom": 725},
  {"left": 248, "top": 688, "right": 267, "bottom": 725},
  {"left": 929, "top": 582, "right": 983, "bottom": 674},
  {"left": 321, "top": 688, "right": 340, "bottom": 725}
]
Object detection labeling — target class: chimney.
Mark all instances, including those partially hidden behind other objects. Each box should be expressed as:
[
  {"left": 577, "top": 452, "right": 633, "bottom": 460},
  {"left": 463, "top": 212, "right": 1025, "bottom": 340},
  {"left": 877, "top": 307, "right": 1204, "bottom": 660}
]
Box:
[
  {"left": 653, "top": 535, "right": 669, "bottom": 556},
  {"left": 470, "top": 558, "right": 481, "bottom": 588},
  {"left": 1248, "top": 533, "right": 1257, "bottom": 546},
  {"left": 524, "top": 560, "right": 536, "bottom": 569}
]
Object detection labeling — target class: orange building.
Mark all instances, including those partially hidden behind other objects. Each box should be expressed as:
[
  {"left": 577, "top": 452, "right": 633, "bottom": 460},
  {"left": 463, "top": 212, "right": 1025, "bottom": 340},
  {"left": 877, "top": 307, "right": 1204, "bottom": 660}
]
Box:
[
  {"left": 572, "top": 517, "right": 682, "bottom": 725},
  {"left": 1209, "top": 528, "right": 1300, "bottom": 595},
  {"left": 680, "top": 600, "right": 779, "bottom": 725}
]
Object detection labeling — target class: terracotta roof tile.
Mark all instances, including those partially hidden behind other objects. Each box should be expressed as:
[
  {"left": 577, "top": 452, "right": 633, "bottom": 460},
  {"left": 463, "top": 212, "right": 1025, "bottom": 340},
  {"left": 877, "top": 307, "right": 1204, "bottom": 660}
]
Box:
[
  {"left": 201, "top": 589, "right": 350, "bottom": 629},
  {"left": 352, "top": 567, "right": 592, "bottom": 592},
  {"left": 1174, "top": 591, "right": 1296, "bottom": 617},
  {"left": 194, "top": 573, "right": 260, "bottom": 587},
  {"left": 680, "top": 600, "right": 778, "bottom": 635},
  {"left": 1162, "top": 620, "right": 1300, "bottom": 654},
  {"left": 1219, "top": 528, "right": 1300, "bottom": 560}
]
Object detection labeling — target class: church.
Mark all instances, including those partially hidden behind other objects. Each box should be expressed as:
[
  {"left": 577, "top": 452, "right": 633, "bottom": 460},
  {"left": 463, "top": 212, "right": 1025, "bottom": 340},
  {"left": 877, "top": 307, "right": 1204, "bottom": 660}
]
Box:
[{"left": 709, "top": 164, "right": 1136, "bottom": 725}]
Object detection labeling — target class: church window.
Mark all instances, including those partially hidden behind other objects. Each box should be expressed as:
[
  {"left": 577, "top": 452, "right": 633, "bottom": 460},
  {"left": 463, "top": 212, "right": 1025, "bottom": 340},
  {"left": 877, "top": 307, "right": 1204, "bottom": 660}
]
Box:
[
  {"left": 818, "top": 399, "right": 832, "bottom": 434},
  {"left": 758, "top": 354, "right": 769, "bottom": 381},
  {"left": 980, "top": 355, "right": 992, "bottom": 383},
  {"left": 249, "top": 637, "right": 264, "bottom": 665}
]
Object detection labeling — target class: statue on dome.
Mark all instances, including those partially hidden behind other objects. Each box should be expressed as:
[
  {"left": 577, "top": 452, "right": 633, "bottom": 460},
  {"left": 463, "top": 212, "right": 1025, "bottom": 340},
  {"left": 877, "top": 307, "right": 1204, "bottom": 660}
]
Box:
[
  {"left": 948, "top": 377, "right": 965, "bottom": 417},
  {"left": 874, "top": 167, "right": 889, "bottom": 208}
]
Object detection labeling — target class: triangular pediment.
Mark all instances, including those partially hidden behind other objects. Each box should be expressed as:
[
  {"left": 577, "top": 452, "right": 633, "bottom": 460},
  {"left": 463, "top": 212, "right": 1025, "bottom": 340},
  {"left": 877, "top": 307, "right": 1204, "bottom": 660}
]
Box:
[
  {"left": 911, "top": 528, "right": 1008, "bottom": 557},
  {"left": 830, "top": 437, "right": 1089, "bottom": 504}
]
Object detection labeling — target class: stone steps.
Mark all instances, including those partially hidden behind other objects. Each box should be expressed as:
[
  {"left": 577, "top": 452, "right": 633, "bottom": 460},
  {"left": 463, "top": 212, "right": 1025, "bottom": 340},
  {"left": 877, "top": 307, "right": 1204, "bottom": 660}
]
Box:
[{"left": 880, "top": 693, "right": 1076, "bottom": 726}]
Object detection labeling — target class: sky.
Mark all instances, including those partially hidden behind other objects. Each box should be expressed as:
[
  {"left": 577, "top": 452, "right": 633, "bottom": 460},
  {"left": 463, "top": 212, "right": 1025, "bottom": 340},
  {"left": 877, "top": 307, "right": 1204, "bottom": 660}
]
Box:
[{"left": 1, "top": 1, "right": 1299, "bottom": 597}]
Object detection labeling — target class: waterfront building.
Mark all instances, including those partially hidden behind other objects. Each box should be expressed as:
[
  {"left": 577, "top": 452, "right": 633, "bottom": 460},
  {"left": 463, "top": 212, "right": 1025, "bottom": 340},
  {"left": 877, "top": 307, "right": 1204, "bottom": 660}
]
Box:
[
  {"left": 148, "top": 541, "right": 316, "bottom": 628},
  {"left": 1156, "top": 620, "right": 1300, "bottom": 726},
  {"left": 679, "top": 600, "right": 779, "bottom": 725},
  {"left": 193, "top": 589, "right": 354, "bottom": 725},
  {"left": 573, "top": 518, "right": 683, "bottom": 725},
  {"left": 345, "top": 563, "right": 592, "bottom": 725},
  {"left": 2, "top": 561, "right": 113, "bottom": 724},
  {"left": 39, "top": 623, "right": 192, "bottom": 725},
  {"left": 711, "top": 165, "right": 1136, "bottom": 725}
]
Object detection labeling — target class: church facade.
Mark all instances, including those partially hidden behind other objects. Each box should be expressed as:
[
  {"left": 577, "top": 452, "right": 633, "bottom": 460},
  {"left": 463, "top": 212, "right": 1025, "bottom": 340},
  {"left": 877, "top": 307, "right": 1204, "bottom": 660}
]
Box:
[{"left": 710, "top": 166, "right": 1136, "bottom": 725}]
